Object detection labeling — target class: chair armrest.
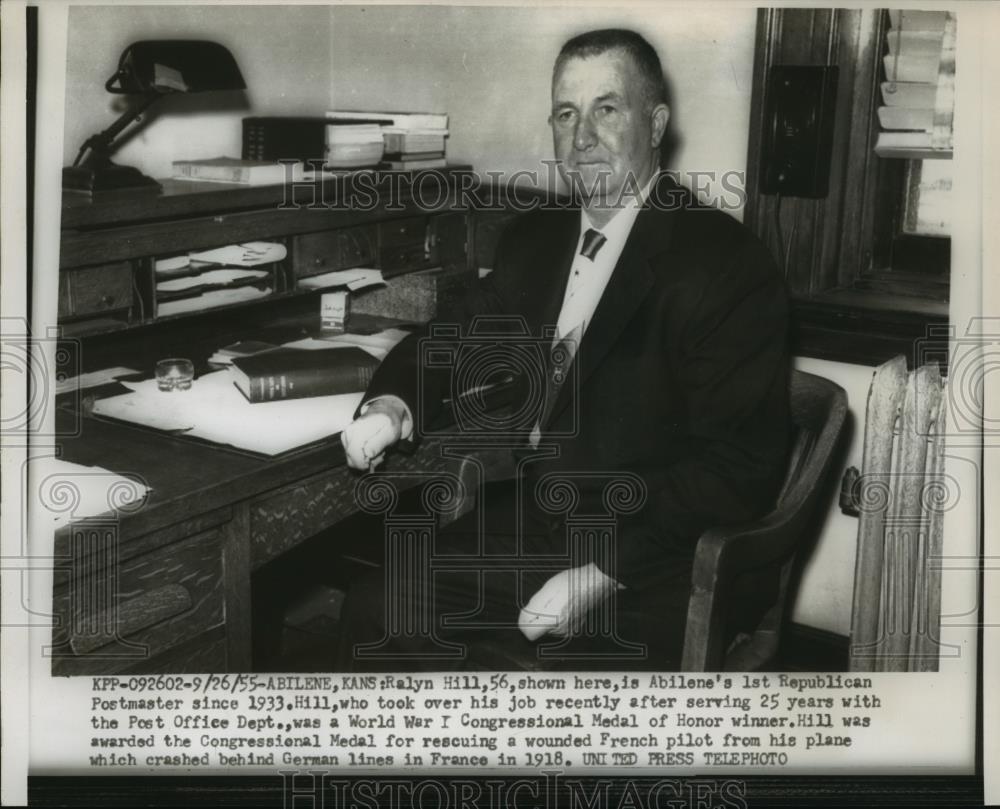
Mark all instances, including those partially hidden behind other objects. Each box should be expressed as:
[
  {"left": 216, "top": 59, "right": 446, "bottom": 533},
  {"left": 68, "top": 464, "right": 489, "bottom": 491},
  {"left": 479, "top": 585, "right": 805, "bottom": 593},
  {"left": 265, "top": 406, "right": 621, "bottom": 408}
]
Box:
[
  {"left": 692, "top": 512, "right": 798, "bottom": 585},
  {"left": 682, "top": 514, "right": 797, "bottom": 671}
]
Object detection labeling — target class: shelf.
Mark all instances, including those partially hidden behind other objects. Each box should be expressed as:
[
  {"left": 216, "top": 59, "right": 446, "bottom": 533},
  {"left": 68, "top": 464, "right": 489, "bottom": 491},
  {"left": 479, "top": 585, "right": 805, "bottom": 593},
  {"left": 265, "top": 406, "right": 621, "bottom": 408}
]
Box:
[{"left": 61, "top": 166, "right": 475, "bottom": 230}]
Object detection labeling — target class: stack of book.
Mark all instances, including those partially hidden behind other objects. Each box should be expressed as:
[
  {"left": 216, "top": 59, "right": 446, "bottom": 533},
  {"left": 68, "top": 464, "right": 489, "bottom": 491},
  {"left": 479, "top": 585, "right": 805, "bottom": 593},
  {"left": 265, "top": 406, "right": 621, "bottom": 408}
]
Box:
[
  {"left": 173, "top": 156, "right": 305, "bottom": 185},
  {"left": 874, "top": 9, "right": 953, "bottom": 157},
  {"left": 325, "top": 124, "right": 386, "bottom": 169},
  {"left": 327, "top": 110, "right": 449, "bottom": 171}
]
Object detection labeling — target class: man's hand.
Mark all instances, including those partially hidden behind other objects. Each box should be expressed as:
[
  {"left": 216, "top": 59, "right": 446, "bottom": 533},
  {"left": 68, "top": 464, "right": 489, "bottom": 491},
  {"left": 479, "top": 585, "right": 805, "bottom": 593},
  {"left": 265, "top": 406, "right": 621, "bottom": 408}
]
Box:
[
  {"left": 518, "top": 563, "right": 624, "bottom": 641},
  {"left": 340, "top": 397, "right": 410, "bottom": 471}
]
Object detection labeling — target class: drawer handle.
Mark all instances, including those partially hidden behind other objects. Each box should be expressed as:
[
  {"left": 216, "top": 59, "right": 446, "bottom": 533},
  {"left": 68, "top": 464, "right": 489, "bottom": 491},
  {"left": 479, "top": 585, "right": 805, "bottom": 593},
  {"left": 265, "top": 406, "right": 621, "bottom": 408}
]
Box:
[
  {"left": 69, "top": 583, "right": 193, "bottom": 656},
  {"left": 101, "top": 295, "right": 115, "bottom": 307}
]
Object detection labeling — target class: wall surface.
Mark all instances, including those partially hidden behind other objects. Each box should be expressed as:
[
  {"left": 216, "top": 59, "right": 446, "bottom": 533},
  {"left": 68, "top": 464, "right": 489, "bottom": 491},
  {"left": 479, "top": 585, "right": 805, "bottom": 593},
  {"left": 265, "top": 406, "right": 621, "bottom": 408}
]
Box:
[
  {"left": 64, "top": 4, "right": 755, "bottom": 211},
  {"left": 328, "top": 5, "right": 755, "bottom": 209},
  {"left": 63, "top": 5, "right": 333, "bottom": 179}
]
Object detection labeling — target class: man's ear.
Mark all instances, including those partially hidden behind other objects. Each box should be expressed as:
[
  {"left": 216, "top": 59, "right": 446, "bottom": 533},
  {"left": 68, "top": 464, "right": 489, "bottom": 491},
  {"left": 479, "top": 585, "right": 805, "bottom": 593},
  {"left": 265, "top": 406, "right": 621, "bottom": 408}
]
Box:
[{"left": 649, "top": 103, "right": 670, "bottom": 149}]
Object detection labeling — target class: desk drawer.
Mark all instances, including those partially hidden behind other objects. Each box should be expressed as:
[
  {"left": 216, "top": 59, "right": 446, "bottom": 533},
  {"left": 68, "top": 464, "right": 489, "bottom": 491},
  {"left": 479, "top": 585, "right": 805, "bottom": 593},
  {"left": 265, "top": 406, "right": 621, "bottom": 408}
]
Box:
[
  {"left": 378, "top": 243, "right": 429, "bottom": 274},
  {"left": 293, "top": 227, "right": 376, "bottom": 278},
  {"left": 250, "top": 467, "right": 359, "bottom": 568},
  {"left": 51, "top": 526, "right": 224, "bottom": 675},
  {"left": 58, "top": 261, "right": 132, "bottom": 318},
  {"left": 378, "top": 216, "right": 426, "bottom": 248}
]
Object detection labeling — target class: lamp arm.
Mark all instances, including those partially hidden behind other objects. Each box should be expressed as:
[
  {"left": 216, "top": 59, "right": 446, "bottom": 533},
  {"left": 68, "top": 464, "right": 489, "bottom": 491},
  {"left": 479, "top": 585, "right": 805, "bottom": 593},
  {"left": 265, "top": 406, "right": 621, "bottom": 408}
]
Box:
[{"left": 72, "top": 92, "right": 163, "bottom": 167}]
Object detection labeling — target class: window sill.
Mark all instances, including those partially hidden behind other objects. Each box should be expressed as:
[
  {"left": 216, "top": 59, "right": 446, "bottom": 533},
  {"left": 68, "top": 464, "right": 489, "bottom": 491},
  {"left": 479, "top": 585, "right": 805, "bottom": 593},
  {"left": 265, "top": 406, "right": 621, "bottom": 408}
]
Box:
[{"left": 791, "top": 289, "right": 949, "bottom": 370}]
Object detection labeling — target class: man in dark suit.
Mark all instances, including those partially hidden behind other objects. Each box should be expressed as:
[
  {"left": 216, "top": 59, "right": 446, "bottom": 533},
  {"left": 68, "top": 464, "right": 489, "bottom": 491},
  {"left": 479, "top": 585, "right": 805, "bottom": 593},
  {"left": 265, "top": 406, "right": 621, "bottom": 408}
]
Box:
[{"left": 338, "top": 29, "right": 790, "bottom": 669}]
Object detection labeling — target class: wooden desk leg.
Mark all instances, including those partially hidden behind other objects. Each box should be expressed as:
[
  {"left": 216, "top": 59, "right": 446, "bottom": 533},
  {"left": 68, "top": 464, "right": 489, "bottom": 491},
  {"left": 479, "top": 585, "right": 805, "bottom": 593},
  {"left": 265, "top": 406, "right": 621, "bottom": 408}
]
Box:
[{"left": 221, "top": 502, "right": 253, "bottom": 672}]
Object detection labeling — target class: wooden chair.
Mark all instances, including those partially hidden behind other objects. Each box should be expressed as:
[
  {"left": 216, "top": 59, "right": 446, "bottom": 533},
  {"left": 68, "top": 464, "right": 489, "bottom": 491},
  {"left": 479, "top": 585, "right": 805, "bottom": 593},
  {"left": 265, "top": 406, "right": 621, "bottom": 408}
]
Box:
[
  {"left": 681, "top": 369, "right": 848, "bottom": 670},
  {"left": 441, "top": 369, "right": 848, "bottom": 672}
]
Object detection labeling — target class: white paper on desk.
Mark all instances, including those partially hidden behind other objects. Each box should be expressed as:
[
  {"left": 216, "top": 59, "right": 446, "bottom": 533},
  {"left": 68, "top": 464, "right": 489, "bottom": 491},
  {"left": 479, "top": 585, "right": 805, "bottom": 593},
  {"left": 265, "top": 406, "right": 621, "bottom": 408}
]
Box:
[
  {"left": 95, "top": 370, "right": 362, "bottom": 456},
  {"left": 156, "top": 285, "right": 271, "bottom": 317},
  {"left": 279, "top": 336, "right": 380, "bottom": 361},
  {"left": 30, "top": 458, "right": 151, "bottom": 529},
  {"left": 156, "top": 268, "right": 268, "bottom": 292},
  {"left": 287, "top": 327, "right": 410, "bottom": 360},
  {"left": 187, "top": 241, "right": 287, "bottom": 267},
  {"left": 56, "top": 366, "right": 140, "bottom": 395},
  {"left": 298, "top": 268, "right": 384, "bottom": 291}
]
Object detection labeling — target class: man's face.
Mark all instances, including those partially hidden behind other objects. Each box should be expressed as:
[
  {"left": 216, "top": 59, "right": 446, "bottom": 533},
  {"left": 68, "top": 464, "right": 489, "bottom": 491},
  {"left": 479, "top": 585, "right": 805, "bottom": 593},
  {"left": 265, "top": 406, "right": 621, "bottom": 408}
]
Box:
[{"left": 550, "top": 49, "right": 668, "bottom": 206}]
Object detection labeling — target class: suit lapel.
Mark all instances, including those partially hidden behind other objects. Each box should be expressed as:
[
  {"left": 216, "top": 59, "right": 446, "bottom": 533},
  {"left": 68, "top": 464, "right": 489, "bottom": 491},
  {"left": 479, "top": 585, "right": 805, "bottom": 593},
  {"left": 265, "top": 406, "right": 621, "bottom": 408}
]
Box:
[
  {"left": 545, "top": 176, "right": 681, "bottom": 425},
  {"left": 536, "top": 211, "right": 581, "bottom": 334}
]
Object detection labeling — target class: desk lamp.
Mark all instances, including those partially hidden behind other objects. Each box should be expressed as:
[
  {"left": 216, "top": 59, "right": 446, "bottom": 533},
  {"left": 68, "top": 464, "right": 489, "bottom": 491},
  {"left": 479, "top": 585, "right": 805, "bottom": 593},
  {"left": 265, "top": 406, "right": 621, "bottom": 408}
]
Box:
[{"left": 63, "top": 40, "right": 246, "bottom": 197}]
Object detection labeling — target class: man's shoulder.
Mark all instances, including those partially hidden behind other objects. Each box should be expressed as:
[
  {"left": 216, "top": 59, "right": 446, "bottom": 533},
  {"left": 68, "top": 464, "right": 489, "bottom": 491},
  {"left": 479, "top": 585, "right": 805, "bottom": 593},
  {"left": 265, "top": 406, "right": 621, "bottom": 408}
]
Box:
[
  {"left": 648, "top": 175, "right": 754, "bottom": 247},
  {"left": 493, "top": 204, "right": 576, "bottom": 262},
  {"left": 502, "top": 204, "right": 576, "bottom": 236}
]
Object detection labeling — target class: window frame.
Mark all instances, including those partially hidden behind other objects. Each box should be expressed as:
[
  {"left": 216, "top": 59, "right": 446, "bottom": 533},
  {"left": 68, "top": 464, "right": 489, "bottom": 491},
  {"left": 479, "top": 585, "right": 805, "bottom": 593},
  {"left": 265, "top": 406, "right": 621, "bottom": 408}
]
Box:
[{"left": 743, "top": 7, "right": 950, "bottom": 369}]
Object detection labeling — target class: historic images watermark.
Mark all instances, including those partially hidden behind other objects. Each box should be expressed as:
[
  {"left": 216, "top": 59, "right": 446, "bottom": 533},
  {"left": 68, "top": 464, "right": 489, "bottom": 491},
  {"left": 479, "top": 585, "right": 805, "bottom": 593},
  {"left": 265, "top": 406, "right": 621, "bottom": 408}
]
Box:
[
  {"left": 275, "top": 161, "right": 747, "bottom": 214},
  {"left": 279, "top": 770, "right": 750, "bottom": 809}
]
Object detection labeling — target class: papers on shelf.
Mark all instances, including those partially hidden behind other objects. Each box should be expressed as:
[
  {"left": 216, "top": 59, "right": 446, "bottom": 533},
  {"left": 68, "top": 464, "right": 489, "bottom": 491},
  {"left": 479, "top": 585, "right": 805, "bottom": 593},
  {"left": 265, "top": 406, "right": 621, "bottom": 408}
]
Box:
[
  {"left": 92, "top": 370, "right": 363, "bottom": 456},
  {"left": 156, "top": 268, "right": 269, "bottom": 292},
  {"left": 154, "top": 255, "right": 191, "bottom": 274},
  {"left": 282, "top": 327, "right": 410, "bottom": 361},
  {"left": 157, "top": 286, "right": 272, "bottom": 317},
  {"left": 30, "top": 458, "right": 151, "bottom": 529},
  {"left": 56, "top": 366, "right": 140, "bottom": 395},
  {"left": 187, "top": 241, "right": 288, "bottom": 267},
  {"left": 298, "top": 268, "right": 384, "bottom": 291}
]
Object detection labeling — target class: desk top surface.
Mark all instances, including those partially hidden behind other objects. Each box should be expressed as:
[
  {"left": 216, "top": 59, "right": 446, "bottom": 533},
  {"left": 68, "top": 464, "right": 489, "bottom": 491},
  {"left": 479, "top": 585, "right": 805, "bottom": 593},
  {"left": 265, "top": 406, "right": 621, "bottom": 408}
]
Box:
[{"left": 55, "top": 402, "right": 350, "bottom": 538}]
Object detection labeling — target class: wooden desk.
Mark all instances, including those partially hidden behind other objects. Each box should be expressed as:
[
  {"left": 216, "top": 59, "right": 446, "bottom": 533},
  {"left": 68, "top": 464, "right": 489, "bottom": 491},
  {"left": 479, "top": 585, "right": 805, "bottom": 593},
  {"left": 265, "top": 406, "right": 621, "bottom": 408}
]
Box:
[
  {"left": 51, "top": 404, "right": 463, "bottom": 675},
  {"left": 51, "top": 172, "right": 525, "bottom": 675}
]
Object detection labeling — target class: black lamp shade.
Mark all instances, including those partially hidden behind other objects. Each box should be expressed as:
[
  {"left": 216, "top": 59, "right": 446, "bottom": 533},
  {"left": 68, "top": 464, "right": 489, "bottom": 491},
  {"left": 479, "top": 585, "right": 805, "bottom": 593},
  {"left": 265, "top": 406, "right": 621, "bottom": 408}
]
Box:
[
  {"left": 64, "top": 40, "right": 246, "bottom": 197},
  {"left": 107, "top": 40, "right": 246, "bottom": 95}
]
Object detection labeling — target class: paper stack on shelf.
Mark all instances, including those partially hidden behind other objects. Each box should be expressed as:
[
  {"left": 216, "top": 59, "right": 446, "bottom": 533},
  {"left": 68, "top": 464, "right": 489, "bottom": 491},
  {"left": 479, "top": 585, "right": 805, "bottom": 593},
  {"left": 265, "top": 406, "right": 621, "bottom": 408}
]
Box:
[
  {"left": 153, "top": 241, "right": 285, "bottom": 316},
  {"left": 326, "top": 109, "right": 449, "bottom": 170},
  {"left": 157, "top": 285, "right": 272, "bottom": 317},
  {"left": 325, "top": 124, "right": 386, "bottom": 169},
  {"left": 187, "top": 241, "right": 287, "bottom": 267},
  {"left": 156, "top": 268, "right": 269, "bottom": 293},
  {"left": 298, "top": 267, "right": 384, "bottom": 291}
]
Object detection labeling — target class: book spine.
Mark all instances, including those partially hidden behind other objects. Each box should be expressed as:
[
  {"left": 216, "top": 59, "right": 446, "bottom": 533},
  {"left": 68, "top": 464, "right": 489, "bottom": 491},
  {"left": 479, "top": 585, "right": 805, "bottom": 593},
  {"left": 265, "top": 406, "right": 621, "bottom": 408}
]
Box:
[
  {"left": 174, "top": 164, "right": 249, "bottom": 183},
  {"left": 246, "top": 364, "right": 375, "bottom": 402}
]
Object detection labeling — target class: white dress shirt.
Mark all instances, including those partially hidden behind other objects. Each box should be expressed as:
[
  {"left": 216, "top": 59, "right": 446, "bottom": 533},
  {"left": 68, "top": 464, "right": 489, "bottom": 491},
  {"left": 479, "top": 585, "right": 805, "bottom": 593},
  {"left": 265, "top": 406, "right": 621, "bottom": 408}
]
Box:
[
  {"left": 555, "top": 171, "right": 658, "bottom": 344},
  {"left": 526, "top": 171, "right": 658, "bottom": 447}
]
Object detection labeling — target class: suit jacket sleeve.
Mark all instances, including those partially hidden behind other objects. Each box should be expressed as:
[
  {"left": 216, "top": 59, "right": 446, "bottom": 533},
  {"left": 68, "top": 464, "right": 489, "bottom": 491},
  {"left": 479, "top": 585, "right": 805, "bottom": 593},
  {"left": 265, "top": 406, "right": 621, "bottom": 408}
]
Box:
[
  {"left": 357, "top": 228, "right": 522, "bottom": 443},
  {"left": 614, "top": 238, "right": 791, "bottom": 588}
]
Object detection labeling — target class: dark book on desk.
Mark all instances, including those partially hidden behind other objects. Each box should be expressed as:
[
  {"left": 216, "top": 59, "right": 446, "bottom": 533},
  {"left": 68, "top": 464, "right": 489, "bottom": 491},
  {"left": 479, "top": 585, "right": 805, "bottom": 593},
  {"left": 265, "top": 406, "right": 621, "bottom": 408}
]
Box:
[{"left": 230, "top": 346, "right": 378, "bottom": 402}]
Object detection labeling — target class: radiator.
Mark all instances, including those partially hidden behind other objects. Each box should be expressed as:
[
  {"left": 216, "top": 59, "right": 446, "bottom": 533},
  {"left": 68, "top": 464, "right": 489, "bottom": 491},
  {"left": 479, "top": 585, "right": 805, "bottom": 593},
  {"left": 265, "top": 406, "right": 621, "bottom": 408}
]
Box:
[{"left": 847, "top": 355, "right": 948, "bottom": 672}]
